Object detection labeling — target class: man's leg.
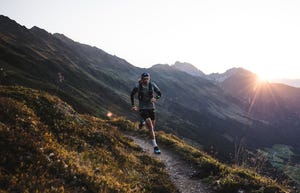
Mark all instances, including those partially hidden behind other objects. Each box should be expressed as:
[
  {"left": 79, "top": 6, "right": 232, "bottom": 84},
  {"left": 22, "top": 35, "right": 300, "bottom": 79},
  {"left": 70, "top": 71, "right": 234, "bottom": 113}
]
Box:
[
  {"left": 145, "top": 117, "right": 160, "bottom": 154},
  {"left": 145, "top": 118, "right": 155, "bottom": 139},
  {"left": 152, "top": 119, "right": 156, "bottom": 131}
]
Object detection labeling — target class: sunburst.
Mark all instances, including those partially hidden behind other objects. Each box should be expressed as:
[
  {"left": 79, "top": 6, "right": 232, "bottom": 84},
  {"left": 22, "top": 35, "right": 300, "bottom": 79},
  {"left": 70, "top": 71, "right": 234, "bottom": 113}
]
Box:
[{"left": 248, "top": 77, "right": 279, "bottom": 114}]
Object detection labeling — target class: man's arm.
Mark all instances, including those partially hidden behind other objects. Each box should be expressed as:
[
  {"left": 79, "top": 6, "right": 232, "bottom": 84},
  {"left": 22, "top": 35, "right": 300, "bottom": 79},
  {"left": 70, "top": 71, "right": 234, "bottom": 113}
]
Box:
[
  {"left": 130, "top": 87, "right": 138, "bottom": 106},
  {"left": 153, "top": 82, "right": 162, "bottom": 99}
]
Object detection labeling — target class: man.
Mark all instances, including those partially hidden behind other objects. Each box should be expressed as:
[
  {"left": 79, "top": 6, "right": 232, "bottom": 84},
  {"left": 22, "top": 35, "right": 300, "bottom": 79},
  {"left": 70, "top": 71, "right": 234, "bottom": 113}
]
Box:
[{"left": 130, "top": 72, "right": 162, "bottom": 154}]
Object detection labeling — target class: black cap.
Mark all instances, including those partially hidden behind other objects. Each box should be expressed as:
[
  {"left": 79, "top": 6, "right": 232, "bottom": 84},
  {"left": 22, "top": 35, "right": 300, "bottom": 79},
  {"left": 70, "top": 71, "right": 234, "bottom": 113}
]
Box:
[{"left": 141, "top": 72, "right": 150, "bottom": 78}]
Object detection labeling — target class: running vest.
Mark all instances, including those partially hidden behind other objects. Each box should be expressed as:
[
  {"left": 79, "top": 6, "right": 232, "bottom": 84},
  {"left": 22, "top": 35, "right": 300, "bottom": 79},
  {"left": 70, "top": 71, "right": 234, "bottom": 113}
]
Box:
[{"left": 138, "top": 82, "right": 153, "bottom": 100}]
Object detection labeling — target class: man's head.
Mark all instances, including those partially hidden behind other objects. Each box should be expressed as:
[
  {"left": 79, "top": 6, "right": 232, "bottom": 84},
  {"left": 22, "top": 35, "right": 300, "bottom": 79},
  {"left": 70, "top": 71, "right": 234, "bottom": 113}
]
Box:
[{"left": 141, "top": 72, "right": 150, "bottom": 84}]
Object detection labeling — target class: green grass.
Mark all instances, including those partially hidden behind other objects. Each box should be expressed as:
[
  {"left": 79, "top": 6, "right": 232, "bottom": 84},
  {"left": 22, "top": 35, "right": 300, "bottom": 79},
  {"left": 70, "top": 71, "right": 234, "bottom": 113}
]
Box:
[
  {"left": 0, "top": 86, "right": 177, "bottom": 193},
  {"left": 0, "top": 85, "right": 293, "bottom": 193},
  {"left": 109, "top": 117, "right": 291, "bottom": 193},
  {"left": 262, "top": 145, "right": 300, "bottom": 185}
]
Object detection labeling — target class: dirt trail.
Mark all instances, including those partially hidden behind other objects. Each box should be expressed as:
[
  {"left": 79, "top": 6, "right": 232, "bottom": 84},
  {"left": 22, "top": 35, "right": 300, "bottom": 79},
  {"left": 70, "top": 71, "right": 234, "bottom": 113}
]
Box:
[{"left": 127, "top": 135, "right": 212, "bottom": 193}]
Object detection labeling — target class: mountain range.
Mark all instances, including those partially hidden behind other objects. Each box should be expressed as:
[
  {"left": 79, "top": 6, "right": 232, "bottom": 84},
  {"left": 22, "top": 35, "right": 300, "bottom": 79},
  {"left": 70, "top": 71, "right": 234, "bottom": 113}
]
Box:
[
  {"left": 272, "top": 78, "right": 300, "bottom": 88},
  {"left": 1, "top": 15, "right": 300, "bottom": 186}
]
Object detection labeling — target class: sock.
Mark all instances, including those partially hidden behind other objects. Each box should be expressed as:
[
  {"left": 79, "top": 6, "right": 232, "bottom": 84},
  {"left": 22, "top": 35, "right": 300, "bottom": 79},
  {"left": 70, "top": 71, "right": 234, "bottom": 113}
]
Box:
[{"left": 152, "top": 139, "right": 158, "bottom": 147}]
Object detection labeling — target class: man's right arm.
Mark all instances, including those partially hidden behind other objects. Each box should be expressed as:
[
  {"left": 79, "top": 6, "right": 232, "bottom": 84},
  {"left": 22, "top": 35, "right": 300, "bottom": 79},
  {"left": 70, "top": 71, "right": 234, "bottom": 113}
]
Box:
[{"left": 130, "top": 87, "right": 138, "bottom": 107}]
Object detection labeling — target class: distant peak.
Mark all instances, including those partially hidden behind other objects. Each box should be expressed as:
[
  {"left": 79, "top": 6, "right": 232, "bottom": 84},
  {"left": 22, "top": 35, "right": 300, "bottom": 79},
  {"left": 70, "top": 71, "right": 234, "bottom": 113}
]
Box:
[
  {"left": 172, "top": 61, "right": 205, "bottom": 77},
  {"left": 0, "top": 15, "right": 23, "bottom": 28},
  {"left": 225, "top": 67, "right": 255, "bottom": 76},
  {"left": 207, "top": 67, "right": 256, "bottom": 83},
  {"left": 0, "top": 15, "right": 29, "bottom": 34},
  {"left": 226, "top": 67, "right": 247, "bottom": 73},
  {"left": 0, "top": 15, "right": 15, "bottom": 23},
  {"left": 151, "top": 64, "right": 171, "bottom": 69},
  {"left": 174, "top": 61, "right": 193, "bottom": 66},
  {"left": 0, "top": 15, "right": 9, "bottom": 20},
  {"left": 30, "top": 26, "right": 50, "bottom": 34}
]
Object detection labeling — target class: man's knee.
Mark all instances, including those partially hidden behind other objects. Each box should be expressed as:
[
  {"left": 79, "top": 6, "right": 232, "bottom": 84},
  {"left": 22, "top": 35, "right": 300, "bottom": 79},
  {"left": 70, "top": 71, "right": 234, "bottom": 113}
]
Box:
[{"left": 145, "top": 117, "right": 152, "bottom": 123}]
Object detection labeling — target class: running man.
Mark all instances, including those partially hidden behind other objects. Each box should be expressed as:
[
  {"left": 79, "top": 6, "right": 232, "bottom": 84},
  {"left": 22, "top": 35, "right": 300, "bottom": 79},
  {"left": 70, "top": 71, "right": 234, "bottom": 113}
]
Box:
[{"left": 130, "top": 72, "right": 162, "bottom": 154}]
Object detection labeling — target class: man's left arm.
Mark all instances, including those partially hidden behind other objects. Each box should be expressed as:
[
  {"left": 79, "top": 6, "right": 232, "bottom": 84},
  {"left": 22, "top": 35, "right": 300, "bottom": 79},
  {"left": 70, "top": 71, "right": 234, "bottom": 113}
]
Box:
[{"left": 153, "top": 82, "right": 162, "bottom": 99}]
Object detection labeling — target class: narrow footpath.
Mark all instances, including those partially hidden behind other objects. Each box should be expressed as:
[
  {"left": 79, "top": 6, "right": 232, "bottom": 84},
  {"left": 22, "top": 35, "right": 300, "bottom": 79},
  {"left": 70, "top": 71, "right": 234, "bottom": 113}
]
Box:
[{"left": 126, "top": 135, "right": 212, "bottom": 193}]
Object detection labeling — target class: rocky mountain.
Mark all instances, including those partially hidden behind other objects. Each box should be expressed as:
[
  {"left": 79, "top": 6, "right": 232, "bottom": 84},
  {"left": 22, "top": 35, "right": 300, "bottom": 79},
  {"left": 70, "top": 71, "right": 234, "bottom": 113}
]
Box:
[
  {"left": 168, "top": 61, "right": 300, "bottom": 186},
  {"left": 171, "top": 61, "right": 206, "bottom": 77},
  {"left": 211, "top": 67, "right": 300, "bottom": 142},
  {"left": 165, "top": 62, "right": 300, "bottom": 149},
  {"left": 1, "top": 15, "right": 300, "bottom": 184},
  {"left": 206, "top": 67, "right": 252, "bottom": 83}
]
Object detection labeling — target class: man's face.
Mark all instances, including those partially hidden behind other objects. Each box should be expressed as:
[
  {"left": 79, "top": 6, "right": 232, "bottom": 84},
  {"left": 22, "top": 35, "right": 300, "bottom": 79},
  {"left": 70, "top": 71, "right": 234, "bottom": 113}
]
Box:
[{"left": 141, "top": 76, "right": 150, "bottom": 84}]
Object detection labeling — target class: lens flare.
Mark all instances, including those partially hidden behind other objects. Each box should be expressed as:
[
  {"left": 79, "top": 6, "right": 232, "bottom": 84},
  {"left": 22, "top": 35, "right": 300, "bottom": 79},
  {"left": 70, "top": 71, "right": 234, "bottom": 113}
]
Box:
[{"left": 106, "top": 111, "right": 113, "bottom": 117}]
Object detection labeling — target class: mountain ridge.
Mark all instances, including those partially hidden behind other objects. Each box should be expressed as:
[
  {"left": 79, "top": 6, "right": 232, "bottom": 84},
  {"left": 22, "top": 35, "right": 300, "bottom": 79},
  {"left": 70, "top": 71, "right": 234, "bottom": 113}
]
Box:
[
  {"left": 207, "top": 67, "right": 254, "bottom": 83},
  {"left": 272, "top": 78, "right": 300, "bottom": 88}
]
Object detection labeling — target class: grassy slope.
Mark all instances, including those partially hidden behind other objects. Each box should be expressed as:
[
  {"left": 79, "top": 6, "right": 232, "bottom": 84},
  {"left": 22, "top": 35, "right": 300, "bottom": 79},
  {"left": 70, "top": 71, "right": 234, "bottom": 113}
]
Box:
[
  {"left": 0, "top": 86, "right": 292, "bottom": 193},
  {"left": 262, "top": 145, "right": 300, "bottom": 185},
  {"left": 0, "top": 86, "right": 176, "bottom": 193},
  {"left": 110, "top": 119, "right": 291, "bottom": 193}
]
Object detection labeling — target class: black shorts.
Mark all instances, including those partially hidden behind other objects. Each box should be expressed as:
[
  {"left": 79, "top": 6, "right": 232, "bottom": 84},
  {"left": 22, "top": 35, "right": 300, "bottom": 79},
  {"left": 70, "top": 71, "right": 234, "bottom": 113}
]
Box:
[{"left": 139, "top": 109, "right": 155, "bottom": 120}]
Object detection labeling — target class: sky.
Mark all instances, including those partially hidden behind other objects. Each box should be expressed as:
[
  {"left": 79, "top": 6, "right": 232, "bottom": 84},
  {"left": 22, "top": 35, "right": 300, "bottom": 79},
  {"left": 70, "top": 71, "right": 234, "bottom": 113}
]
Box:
[{"left": 1, "top": 0, "right": 300, "bottom": 79}]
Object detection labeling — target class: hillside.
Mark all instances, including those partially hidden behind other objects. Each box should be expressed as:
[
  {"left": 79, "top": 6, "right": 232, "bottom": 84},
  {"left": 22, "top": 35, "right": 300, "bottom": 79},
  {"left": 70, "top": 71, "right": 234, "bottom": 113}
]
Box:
[
  {"left": 0, "top": 15, "right": 136, "bottom": 117},
  {"left": 0, "top": 86, "right": 292, "bottom": 192},
  {"left": 0, "top": 86, "right": 176, "bottom": 192}
]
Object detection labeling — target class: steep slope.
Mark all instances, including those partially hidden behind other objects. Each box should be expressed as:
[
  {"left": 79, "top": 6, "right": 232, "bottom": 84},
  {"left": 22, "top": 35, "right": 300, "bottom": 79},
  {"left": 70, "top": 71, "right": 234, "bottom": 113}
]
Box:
[
  {"left": 0, "top": 86, "right": 177, "bottom": 192},
  {"left": 0, "top": 15, "right": 137, "bottom": 118}
]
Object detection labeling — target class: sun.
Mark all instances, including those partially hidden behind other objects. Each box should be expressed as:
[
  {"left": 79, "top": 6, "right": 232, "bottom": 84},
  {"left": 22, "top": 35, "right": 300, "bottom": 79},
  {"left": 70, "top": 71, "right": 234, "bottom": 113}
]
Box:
[
  {"left": 256, "top": 70, "right": 274, "bottom": 83},
  {"left": 257, "top": 74, "right": 269, "bottom": 83}
]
